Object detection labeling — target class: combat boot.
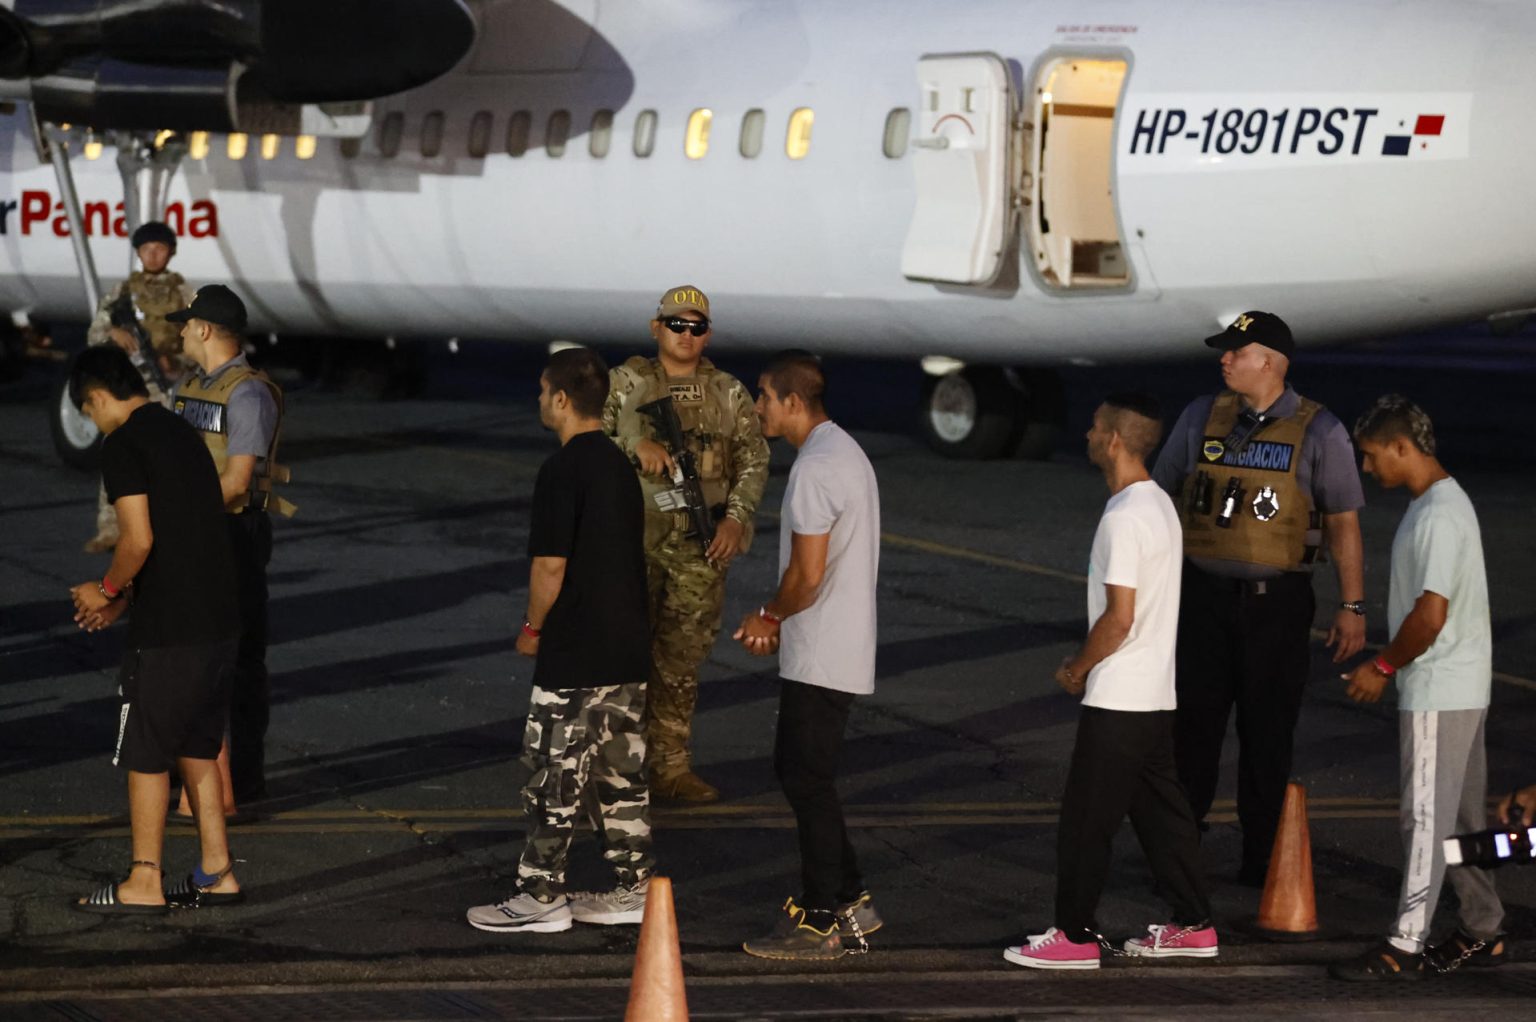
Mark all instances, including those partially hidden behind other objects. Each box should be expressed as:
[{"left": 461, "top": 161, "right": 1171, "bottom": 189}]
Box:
[{"left": 649, "top": 766, "right": 720, "bottom": 803}]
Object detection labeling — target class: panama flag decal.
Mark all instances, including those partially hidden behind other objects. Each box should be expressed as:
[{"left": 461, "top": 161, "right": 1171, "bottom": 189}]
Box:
[{"left": 1382, "top": 114, "right": 1445, "bottom": 156}]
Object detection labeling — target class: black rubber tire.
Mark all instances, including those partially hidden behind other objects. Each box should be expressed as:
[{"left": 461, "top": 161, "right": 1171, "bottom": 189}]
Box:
[
  {"left": 49, "top": 371, "right": 102, "bottom": 471},
  {"left": 918, "top": 367, "right": 1020, "bottom": 459}
]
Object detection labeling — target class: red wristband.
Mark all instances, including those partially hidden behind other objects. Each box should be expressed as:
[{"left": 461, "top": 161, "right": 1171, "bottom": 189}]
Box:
[
  {"left": 521, "top": 621, "right": 541, "bottom": 639},
  {"left": 100, "top": 575, "right": 121, "bottom": 599},
  {"left": 758, "top": 606, "right": 782, "bottom": 625},
  {"left": 1372, "top": 655, "right": 1396, "bottom": 678}
]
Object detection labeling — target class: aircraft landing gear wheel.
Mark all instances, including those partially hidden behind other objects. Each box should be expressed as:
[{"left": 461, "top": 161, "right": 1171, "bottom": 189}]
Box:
[
  {"left": 50, "top": 371, "right": 101, "bottom": 470},
  {"left": 919, "top": 366, "right": 1019, "bottom": 459}
]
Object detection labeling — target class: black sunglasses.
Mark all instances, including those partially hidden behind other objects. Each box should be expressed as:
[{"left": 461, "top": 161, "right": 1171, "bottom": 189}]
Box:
[{"left": 659, "top": 316, "right": 710, "bottom": 337}]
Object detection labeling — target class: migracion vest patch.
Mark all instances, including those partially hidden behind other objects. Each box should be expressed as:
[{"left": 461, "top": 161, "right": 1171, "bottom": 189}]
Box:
[
  {"left": 175, "top": 396, "right": 226, "bottom": 434},
  {"left": 1200, "top": 436, "right": 1296, "bottom": 472}
]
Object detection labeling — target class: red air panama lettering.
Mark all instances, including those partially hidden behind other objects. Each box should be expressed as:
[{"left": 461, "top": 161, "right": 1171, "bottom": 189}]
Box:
[{"left": 0, "top": 191, "right": 220, "bottom": 238}]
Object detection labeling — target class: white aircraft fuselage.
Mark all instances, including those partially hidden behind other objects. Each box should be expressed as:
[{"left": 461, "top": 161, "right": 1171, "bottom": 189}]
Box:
[{"left": 1, "top": 0, "right": 1534, "bottom": 364}]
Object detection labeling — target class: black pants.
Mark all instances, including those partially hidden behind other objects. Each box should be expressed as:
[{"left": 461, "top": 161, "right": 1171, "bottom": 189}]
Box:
[
  {"left": 1173, "top": 564, "right": 1315, "bottom": 875},
  {"left": 774, "top": 680, "right": 864, "bottom": 912},
  {"left": 1056, "top": 707, "right": 1210, "bottom": 942},
  {"left": 227, "top": 510, "right": 272, "bottom": 801}
]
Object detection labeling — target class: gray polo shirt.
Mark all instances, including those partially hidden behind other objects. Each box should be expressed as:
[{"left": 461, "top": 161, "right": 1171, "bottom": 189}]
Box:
[
  {"left": 196, "top": 353, "right": 278, "bottom": 461},
  {"left": 1151, "top": 385, "right": 1364, "bottom": 579}
]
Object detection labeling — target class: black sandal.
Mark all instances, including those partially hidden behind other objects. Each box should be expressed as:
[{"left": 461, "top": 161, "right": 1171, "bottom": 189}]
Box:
[
  {"left": 1328, "top": 942, "right": 1425, "bottom": 982},
  {"left": 73, "top": 860, "right": 169, "bottom": 916},
  {"left": 165, "top": 860, "right": 246, "bottom": 909}
]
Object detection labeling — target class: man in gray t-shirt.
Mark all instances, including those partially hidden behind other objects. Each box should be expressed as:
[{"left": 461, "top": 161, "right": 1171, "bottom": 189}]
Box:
[
  {"left": 1331, "top": 395, "right": 1502, "bottom": 980},
  {"left": 735, "top": 351, "right": 882, "bottom": 963},
  {"left": 1151, "top": 311, "right": 1366, "bottom": 884}
]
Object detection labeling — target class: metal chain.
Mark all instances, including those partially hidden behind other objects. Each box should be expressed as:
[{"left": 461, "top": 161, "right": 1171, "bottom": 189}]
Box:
[{"left": 1429, "top": 936, "right": 1487, "bottom": 974}]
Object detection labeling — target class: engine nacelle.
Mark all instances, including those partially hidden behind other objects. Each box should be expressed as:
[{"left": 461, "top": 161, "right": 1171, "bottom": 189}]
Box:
[{"left": 0, "top": 0, "right": 475, "bottom": 130}]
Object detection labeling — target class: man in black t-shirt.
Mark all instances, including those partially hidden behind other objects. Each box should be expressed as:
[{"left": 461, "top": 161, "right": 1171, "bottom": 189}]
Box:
[
  {"left": 466, "top": 348, "right": 656, "bottom": 935},
  {"left": 66, "top": 346, "right": 245, "bottom": 915}
]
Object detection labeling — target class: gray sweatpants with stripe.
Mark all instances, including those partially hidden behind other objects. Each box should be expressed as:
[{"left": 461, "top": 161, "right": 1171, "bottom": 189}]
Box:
[{"left": 1389, "top": 708, "right": 1504, "bottom": 953}]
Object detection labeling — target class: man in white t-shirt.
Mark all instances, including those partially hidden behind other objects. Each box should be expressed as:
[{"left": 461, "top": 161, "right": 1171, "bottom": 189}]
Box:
[
  {"left": 733, "top": 351, "right": 882, "bottom": 961},
  {"left": 1330, "top": 395, "right": 1504, "bottom": 981},
  {"left": 1005, "top": 393, "right": 1216, "bottom": 971}
]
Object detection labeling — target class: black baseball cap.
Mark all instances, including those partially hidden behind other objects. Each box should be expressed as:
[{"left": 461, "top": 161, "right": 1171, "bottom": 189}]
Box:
[
  {"left": 167, "top": 284, "right": 247, "bottom": 332},
  {"left": 1204, "top": 311, "right": 1294, "bottom": 358}
]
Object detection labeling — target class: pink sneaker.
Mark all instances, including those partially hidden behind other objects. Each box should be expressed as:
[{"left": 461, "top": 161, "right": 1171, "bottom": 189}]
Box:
[
  {"left": 1003, "top": 927, "right": 1101, "bottom": 970},
  {"left": 1123, "top": 922, "right": 1219, "bottom": 958}
]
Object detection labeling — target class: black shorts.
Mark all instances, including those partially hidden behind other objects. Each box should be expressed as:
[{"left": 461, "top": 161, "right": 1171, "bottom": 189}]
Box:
[{"left": 113, "top": 639, "right": 237, "bottom": 773}]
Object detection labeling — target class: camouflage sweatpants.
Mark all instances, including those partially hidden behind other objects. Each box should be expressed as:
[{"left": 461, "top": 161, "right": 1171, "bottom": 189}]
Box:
[
  {"left": 645, "top": 528, "right": 727, "bottom": 774},
  {"left": 516, "top": 682, "right": 654, "bottom": 900},
  {"left": 92, "top": 378, "right": 174, "bottom": 540}
]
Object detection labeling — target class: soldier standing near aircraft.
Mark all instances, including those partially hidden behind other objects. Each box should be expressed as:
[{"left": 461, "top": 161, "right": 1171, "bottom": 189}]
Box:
[
  {"left": 82, "top": 221, "right": 193, "bottom": 553},
  {"left": 1152, "top": 311, "right": 1366, "bottom": 885},
  {"left": 603, "top": 285, "right": 770, "bottom": 802}
]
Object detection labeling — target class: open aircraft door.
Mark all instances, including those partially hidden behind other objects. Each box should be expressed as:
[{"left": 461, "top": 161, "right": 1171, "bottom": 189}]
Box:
[{"left": 901, "top": 53, "right": 1015, "bottom": 285}]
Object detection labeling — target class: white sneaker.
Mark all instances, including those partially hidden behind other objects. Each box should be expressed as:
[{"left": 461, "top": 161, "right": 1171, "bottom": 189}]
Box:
[
  {"left": 466, "top": 892, "right": 572, "bottom": 933},
  {"left": 570, "top": 881, "right": 648, "bottom": 925}
]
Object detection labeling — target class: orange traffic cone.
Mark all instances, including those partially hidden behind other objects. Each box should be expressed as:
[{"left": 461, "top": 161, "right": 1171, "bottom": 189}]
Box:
[
  {"left": 625, "top": 876, "right": 688, "bottom": 1022},
  {"left": 1253, "top": 782, "right": 1320, "bottom": 941}
]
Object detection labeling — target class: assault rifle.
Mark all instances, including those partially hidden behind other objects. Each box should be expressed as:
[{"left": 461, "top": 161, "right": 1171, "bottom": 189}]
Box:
[
  {"left": 108, "top": 289, "right": 171, "bottom": 395},
  {"left": 637, "top": 396, "right": 715, "bottom": 555}
]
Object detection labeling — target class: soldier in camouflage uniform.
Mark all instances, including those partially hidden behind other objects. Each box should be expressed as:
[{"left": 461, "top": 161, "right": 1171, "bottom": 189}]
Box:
[
  {"left": 467, "top": 348, "right": 655, "bottom": 934},
  {"left": 83, "top": 221, "right": 194, "bottom": 553},
  {"left": 603, "top": 285, "right": 770, "bottom": 802}
]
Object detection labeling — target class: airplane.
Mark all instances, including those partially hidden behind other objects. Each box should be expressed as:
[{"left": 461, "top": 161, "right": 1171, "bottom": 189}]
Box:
[{"left": 2, "top": 0, "right": 1534, "bottom": 467}]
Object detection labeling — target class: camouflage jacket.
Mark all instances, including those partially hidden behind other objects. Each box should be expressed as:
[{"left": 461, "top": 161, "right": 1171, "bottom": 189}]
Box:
[
  {"left": 603, "top": 355, "right": 770, "bottom": 541},
  {"left": 86, "top": 270, "right": 193, "bottom": 355}
]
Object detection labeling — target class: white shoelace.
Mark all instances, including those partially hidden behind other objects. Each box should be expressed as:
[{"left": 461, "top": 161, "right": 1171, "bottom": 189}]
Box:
[{"left": 1027, "top": 927, "right": 1064, "bottom": 948}]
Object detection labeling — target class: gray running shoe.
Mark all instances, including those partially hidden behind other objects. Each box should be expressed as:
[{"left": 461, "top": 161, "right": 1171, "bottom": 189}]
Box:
[
  {"left": 570, "top": 881, "right": 648, "bottom": 925},
  {"left": 835, "top": 890, "right": 883, "bottom": 940},
  {"left": 742, "top": 898, "right": 845, "bottom": 961},
  {"left": 466, "top": 892, "right": 572, "bottom": 933}
]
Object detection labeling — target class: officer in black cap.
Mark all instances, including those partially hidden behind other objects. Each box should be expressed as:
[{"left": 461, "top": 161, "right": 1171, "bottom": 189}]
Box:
[
  {"left": 1151, "top": 311, "right": 1366, "bottom": 885},
  {"left": 170, "top": 284, "right": 295, "bottom": 813},
  {"left": 83, "top": 220, "right": 195, "bottom": 552}
]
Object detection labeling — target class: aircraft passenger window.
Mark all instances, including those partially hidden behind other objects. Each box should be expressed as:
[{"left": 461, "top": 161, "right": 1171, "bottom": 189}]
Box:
[
  {"left": 546, "top": 110, "right": 572, "bottom": 157},
  {"left": 633, "top": 109, "right": 658, "bottom": 158},
  {"left": 739, "top": 109, "right": 765, "bottom": 158},
  {"left": 189, "top": 132, "right": 209, "bottom": 160},
  {"left": 684, "top": 108, "right": 713, "bottom": 160},
  {"left": 295, "top": 135, "right": 318, "bottom": 160},
  {"left": 421, "top": 112, "right": 445, "bottom": 157},
  {"left": 883, "top": 108, "right": 910, "bottom": 158},
  {"left": 506, "top": 110, "right": 532, "bottom": 157},
  {"left": 228, "top": 133, "right": 249, "bottom": 160},
  {"left": 378, "top": 112, "right": 403, "bottom": 157},
  {"left": 468, "top": 111, "right": 492, "bottom": 158},
  {"left": 260, "top": 134, "right": 280, "bottom": 160},
  {"left": 786, "top": 108, "right": 814, "bottom": 159},
  {"left": 340, "top": 137, "right": 362, "bottom": 159},
  {"left": 590, "top": 109, "right": 614, "bottom": 157},
  {"left": 84, "top": 139, "right": 104, "bottom": 160}
]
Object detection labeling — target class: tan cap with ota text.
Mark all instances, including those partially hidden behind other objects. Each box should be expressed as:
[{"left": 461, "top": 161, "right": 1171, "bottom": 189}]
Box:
[{"left": 657, "top": 284, "right": 710, "bottom": 319}]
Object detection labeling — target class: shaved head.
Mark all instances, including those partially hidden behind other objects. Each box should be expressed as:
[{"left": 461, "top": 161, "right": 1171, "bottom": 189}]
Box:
[{"left": 1101, "top": 391, "right": 1164, "bottom": 459}]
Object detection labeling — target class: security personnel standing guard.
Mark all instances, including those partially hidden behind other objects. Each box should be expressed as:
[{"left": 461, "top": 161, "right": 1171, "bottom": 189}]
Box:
[
  {"left": 1151, "top": 311, "right": 1366, "bottom": 884},
  {"left": 169, "top": 285, "right": 295, "bottom": 806},
  {"left": 603, "top": 285, "right": 770, "bottom": 802},
  {"left": 83, "top": 221, "right": 194, "bottom": 553}
]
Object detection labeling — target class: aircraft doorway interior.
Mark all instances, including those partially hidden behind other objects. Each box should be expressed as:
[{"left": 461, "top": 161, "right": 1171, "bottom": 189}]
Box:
[{"left": 1028, "top": 58, "right": 1130, "bottom": 289}]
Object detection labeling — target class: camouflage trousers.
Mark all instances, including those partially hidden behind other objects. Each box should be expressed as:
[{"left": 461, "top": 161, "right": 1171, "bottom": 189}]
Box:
[
  {"left": 645, "top": 529, "right": 727, "bottom": 774},
  {"left": 516, "top": 682, "right": 654, "bottom": 900},
  {"left": 92, "top": 382, "right": 174, "bottom": 541}
]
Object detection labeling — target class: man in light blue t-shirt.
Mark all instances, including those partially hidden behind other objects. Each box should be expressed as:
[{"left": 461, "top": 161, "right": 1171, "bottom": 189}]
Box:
[{"left": 1330, "top": 396, "right": 1504, "bottom": 982}]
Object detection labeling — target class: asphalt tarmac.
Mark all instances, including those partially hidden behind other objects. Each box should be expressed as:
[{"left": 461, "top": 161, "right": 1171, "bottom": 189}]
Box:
[{"left": 2, "top": 326, "right": 1535, "bottom": 1019}]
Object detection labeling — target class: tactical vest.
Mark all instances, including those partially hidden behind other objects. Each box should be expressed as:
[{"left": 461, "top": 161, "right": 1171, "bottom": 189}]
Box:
[
  {"left": 127, "top": 270, "right": 190, "bottom": 355},
  {"left": 174, "top": 362, "right": 297, "bottom": 518},
  {"left": 1178, "top": 391, "right": 1321, "bottom": 571},
  {"left": 612, "top": 355, "right": 752, "bottom": 550}
]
